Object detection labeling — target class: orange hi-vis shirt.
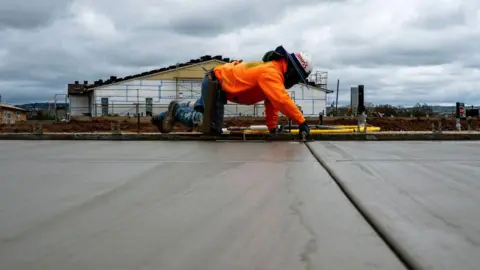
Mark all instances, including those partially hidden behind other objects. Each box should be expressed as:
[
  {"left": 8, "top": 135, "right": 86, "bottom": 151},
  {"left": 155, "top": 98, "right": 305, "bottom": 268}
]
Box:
[{"left": 213, "top": 59, "right": 305, "bottom": 129}]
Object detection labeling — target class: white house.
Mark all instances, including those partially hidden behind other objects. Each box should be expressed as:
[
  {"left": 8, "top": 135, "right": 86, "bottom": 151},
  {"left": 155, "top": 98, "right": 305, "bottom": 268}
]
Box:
[{"left": 67, "top": 55, "right": 333, "bottom": 117}]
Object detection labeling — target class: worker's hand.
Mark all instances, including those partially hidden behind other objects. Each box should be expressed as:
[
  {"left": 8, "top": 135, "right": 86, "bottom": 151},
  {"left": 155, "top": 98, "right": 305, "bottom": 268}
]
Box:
[{"left": 298, "top": 122, "right": 310, "bottom": 136}]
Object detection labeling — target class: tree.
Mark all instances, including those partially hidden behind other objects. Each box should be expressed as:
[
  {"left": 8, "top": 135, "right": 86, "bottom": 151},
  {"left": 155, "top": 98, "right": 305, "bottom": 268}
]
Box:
[
  {"left": 364, "top": 102, "right": 375, "bottom": 114},
  {"left": 375, "top": 104, "right": 398, "bottom": 116},
  {"left": 410, "top": 103, "right": 433, "bottom": 117}
]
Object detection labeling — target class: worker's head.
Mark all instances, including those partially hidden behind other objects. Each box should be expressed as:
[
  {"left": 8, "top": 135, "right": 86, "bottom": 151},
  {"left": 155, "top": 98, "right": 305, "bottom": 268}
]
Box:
[
  {"left": 262, "top": 45, "right": 313, "bottom": 89},
  {"left": 284, "top": 51, "right": 313, "bottom": 89}
]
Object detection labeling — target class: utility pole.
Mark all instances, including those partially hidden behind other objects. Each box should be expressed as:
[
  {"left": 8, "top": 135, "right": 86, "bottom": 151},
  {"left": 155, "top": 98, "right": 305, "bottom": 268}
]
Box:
[
  {"left": 136, "top": 89, "right": 140, "bottom": 133},
  {"left": 335, "top": 79, "right": 340, "bottom": 115}
]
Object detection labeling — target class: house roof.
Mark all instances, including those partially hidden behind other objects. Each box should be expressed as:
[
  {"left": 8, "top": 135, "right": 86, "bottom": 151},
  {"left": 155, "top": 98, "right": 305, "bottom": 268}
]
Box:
[{"left": 0, "top": 104, "right": 29, "bottom": 112}]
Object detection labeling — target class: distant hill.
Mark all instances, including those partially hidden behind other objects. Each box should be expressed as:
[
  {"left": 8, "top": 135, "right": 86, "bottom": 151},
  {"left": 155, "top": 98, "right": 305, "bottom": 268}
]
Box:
[
  {"left": 431, "top": 105, "right": 478, "bottom": 114},
  {"left": 430, "top": 106, "right": 456, "bottom": 113},
  {"left": 14, "top": 102, "right": 69, "bottom": 110}
]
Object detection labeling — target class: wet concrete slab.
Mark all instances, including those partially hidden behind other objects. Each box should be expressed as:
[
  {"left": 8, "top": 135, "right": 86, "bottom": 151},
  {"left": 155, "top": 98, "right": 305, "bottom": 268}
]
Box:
[
  {"left": 0, "top": 141, "right": 405, "bottom": 270},
  {"left": 309, "top": 141, "right": 480, "bottom": 270}
]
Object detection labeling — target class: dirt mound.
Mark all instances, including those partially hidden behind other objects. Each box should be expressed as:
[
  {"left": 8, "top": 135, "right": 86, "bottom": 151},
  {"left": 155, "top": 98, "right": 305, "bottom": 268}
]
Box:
[{"left": 1, "top": 116, "right": 478, "bottom": 133}]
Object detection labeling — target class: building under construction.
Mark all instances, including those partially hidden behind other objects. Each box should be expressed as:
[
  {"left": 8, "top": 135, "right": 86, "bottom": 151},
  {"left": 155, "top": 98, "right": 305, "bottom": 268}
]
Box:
[{"left": 67, "top": 55, "right": 332, "bottom": 117}]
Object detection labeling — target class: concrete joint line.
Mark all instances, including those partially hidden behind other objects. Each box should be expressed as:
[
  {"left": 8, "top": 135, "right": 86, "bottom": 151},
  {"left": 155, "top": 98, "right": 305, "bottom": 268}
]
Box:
[
  {"left": 303, "top": 142, "right": 419, "bottom": 270},
  {"left": 286, "top": 177, "right": 318, "bottom": 270}
]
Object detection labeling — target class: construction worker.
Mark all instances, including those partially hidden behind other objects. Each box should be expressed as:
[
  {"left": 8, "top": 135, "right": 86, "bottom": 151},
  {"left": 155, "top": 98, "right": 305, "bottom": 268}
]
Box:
[{"left": 152, "top": 45, "right": 312, "bottom": 135}]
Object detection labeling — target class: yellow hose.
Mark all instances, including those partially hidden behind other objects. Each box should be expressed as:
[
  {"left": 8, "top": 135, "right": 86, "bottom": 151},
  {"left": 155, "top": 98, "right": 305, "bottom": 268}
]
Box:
[{"left": 336, "top": 126, "right": 382, "bottom": 132}]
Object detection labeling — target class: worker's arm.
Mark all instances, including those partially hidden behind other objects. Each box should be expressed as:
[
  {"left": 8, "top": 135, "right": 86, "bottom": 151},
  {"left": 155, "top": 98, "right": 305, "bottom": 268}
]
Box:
[
  {"left": 258, "top": 70, "right": 305, "bottom": 125},
  {"left": 264, "top": 99, "right": 279, "bottom": 130}
]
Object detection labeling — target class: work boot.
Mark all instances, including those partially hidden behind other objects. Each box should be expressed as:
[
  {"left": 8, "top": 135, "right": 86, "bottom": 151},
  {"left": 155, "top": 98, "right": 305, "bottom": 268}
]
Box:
[
  {"left": 151, "top": 113, "right": 165, "bottom": 133},
  {"left": 195, "top": 118, "right": 222, "bottom": 135},
  {"left": 209, "top": 128, "right": 223, "bottom": 135},
  {"left": 162, "top": 100, "right": 178, "bottom": 133}
]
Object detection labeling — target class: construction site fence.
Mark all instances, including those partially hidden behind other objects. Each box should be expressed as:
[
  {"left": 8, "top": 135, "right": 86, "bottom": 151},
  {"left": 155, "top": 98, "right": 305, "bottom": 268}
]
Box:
[
  {"left": 68, "top": 103, "right": 327, "bottom": 118},
  {"left": 67, "top": 80, "right": 330, "bottom": 118}
]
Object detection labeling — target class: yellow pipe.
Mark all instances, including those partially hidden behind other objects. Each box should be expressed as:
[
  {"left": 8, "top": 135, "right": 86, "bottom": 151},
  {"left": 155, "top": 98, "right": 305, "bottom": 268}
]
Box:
[{"left": 244, "top": 126, "right": 381, "bottom": 134}]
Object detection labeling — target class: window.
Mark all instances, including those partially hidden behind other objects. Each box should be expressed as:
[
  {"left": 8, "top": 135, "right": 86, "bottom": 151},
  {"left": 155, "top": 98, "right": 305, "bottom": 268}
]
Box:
[
  {"left": 146, "top": 98, "right": 153, "bottom": 116},
  {"left": 101, "top": 98, "right": 109, "bottom": 116}
]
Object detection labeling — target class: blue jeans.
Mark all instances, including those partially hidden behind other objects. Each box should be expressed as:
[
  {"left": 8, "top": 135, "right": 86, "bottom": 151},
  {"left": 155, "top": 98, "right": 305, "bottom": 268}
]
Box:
[{"left": 156, "top": 74, "right": 225, "bottom": 131}]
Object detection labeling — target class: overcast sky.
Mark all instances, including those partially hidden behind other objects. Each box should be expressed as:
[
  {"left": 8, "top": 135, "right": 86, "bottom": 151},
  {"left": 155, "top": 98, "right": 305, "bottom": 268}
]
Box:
[{"left": 0, "top": 0, "right": 479, "bottom": 106}]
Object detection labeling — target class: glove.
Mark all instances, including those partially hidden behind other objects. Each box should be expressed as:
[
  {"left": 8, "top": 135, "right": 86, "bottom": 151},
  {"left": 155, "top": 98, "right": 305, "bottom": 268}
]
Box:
[{"left": 298, "top": 122, "right": 310, "bottom": 136}]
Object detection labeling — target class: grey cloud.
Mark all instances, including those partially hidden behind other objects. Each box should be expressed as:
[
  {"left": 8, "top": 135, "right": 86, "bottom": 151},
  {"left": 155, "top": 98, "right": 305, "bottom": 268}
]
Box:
[
  {"left": 83, "top": 31, "right": 217, "bottom": 68},
  {"left": 325, "top": 57, "right": 479, "bottom": 104},
  {"left": 408, "top": 7, "right": 468, "bottom": 30},
  {"left": 157, "top": 0, "right": 342, "bottom": 37},
  {"left": 335, "top": 46, "right": 461, "bottom": 68},
  {"left": 70, "top": 0, "right": 325, "bottom": 36},
  {"left": 87, "top": 43, "right": 175, "bottom": 68},
  {"left": 331, "top": 28, "right": 480, "bottom": 68},
  {"left": 0, "top": 79, "right": 63, "bottom": 105},
  {"left": 0, "top": 0, "right": 73, "bottom": 29},
  {"left": 322, "top": 1, "right": 480, "bottom": 70},
  {"left": 464, "top": 59, "right": 480, "bottom": 69},
  {"left": 0, "top": 9, "right": 52, "bottom": 30}
]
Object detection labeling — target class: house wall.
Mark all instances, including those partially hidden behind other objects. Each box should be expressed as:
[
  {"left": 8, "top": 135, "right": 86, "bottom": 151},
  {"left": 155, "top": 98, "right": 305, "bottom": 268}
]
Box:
[
  {"left": 90, "top": 79, "right": 202, "bottom": 116},
  {"left": 0, "top": 108, "right": 27, "bottom": 124},
  {"left": 86, "top": 80, "right": 328, "bottom": 117},
  {"left": 289, "top": 84, "right": 328, "bottom": 116}
]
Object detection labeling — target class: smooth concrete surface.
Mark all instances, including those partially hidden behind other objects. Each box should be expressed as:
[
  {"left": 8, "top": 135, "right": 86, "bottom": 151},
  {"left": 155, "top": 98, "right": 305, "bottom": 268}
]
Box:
[
  {"left": 309, "top": 141, "right": 480, "bottom": 270},
  {"left": 0, "top": 141, "right": 405, "bottom": 270},
  {"left": 3, "top": 131, "right": 480, "bottom": 141}
]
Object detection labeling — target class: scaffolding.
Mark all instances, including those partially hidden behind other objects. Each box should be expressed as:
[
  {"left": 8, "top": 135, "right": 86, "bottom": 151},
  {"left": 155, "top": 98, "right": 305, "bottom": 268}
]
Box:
[{"left": 308, "top": 71, "right": 328, "bottom": 90}]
